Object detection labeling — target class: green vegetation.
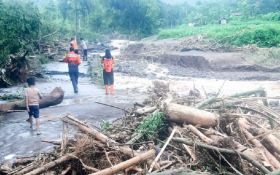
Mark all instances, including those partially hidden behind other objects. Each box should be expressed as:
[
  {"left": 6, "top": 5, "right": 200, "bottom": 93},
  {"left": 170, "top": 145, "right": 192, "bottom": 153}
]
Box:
[
  {"left": 0, "top": 0, "right": 187, "bottom": 72},
  {"left": 136, "top": 111, "right": 166, "bottom": 139},
  {"left": 0, "top": 0, "right": 280, "bottom": 74},
  {"left": 0, "top": 0, "right": 41, "bottom": 67},
  {"left": 158, "top": 17, "right": 280, "bottom": 47},
  {"left": 158, "top": 0, "right": 280, "bottom": 47},
  {"left": 100, "top": 120, "right": 112, "bottom": 132}
]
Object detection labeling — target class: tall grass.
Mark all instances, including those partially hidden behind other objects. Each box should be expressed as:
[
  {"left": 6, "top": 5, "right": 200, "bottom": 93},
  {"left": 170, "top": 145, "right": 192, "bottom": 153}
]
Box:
[{"left": 158, "top": 19, "right": 280, "bottom": 47}]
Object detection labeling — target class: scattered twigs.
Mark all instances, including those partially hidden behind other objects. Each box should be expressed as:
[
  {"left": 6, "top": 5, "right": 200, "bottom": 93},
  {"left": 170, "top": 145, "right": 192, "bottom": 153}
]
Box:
[
  {"left": 196, "top": 88, "right": 265, "bottom": 109},
  {"left": 228, "top": 105, "right": 280, "bottom": 126},
  {"left": 126, "top": 133, "right": 143, "bottom": 144},
  {"left": 118, "top": 141, "right": 154, "bottom": 146},
  {"left": 91, "top": 149, "right": 156, "bottom": 175},
  {"left": 241, "top": 129, "right": 280, "bottom": 169},
  {"left": 184, "top": 125, "right": 213, "bottom": 144},
  {"left": 104, "top": 149, "right": 114, "bottom": 167},
  {"left": 14, "top": 163, "right": 37, "bottom": 175},
  {"left": 24, "top": 154, "right": 73, "bottom": 175},
  {"left": 177, "top": 129, "right": 197, "bottom": 161},
  {"left": 173, "top": 137, "right": 271, "bottom": 174},
  {"left": 148, "top": 127, "right": 177, "bottom": 172},
  {"left": 218, "top": 152, "right": 244, "bottom": 175},
  {"left": 5, "top": 87, "right": 280, "bottom": 175},
  {"left": 62, "top": 115, "right": 135, "bottom": 157},
  {"left": 61, "top": 166, "right": 71, "bottom": 175},
  {"left": 148, "top": 168, "right": 212, "bottom": 175},
  {"left": 215, "top": 80, "right": 226, "bottom": 97},
  {"left": 95, "top": 101, "right": 129, "bottom": 113},
  {"left": 41, "top": 140, "right": 61, "bottom": 145},
  {"left": 68, "top": 154, "right": 99, "bottom": 172}
]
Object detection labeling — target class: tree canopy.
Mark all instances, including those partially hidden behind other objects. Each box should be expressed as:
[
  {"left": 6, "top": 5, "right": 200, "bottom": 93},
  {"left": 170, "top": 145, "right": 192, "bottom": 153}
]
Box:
[{"left": 1, "top": 0, "right": 280, "bottom": 66}]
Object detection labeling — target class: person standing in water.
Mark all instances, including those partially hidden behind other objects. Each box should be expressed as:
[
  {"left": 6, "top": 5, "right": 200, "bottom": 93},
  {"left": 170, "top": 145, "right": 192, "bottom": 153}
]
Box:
[
  {"left": 63, "top": 47, "right": 81, "bottom": 93},
  {"left": 25, "top": 77, "right": 42, "bottom": 135},
  {"left": 101, "top": 49, "right": 115, "bottom": 95}
]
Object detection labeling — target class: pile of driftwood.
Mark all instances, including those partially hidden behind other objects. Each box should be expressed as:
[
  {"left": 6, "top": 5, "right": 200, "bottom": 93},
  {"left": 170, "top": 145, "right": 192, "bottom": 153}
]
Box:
[{"left": 1, "top": 83, "right": 280, "bottom": 175}]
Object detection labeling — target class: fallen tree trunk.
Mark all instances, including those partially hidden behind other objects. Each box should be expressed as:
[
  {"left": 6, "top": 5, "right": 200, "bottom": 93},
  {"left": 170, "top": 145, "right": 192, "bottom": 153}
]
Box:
[
  {"left": 91, "top": 149, "right": 156, "bottom": 175},
  {"left": 165, "top": 103, "right": 217, "bottom": 127},
  {"left": 0, "top": 87, "right": 64, "bottom": 112},
  {"left": 173, "top": 137, "right": 271, "bottom": 174}
]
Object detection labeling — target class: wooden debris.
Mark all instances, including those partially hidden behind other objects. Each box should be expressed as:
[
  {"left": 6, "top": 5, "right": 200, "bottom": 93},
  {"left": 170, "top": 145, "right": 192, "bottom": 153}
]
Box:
[
  {"left": 92, "top": 149, "right": 156, "bottom": 175},
  {"left": 3, "top": 87, "right": 280, "bottom": 175},
  {"left": 173, "top": 137, "right": 271, "bottom": 174},
  {"left": 165, "top": 103, "right": 217, "bottom": 127},
  {"left": 24, "top": 155, "right": 73, "bottom": 175}
]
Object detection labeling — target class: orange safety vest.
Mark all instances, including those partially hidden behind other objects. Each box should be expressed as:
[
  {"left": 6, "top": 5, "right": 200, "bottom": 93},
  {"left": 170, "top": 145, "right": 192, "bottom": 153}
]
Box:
[
  {"left": 103, "top": 58, "right": 114, "bottom": 72},
  {"left": 64, "top": 52, "right": 81, "bottom": 65}
]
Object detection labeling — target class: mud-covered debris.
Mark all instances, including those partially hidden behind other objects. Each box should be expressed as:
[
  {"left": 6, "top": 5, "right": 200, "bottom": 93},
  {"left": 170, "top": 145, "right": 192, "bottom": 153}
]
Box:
[{"left": 1, "top": 88, "right": 280, "bottom": 175}]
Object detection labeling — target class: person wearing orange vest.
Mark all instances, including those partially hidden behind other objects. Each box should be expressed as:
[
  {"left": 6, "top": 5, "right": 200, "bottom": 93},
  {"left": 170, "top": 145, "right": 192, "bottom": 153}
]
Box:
[
  {"left": 101, "top": 49, "right": 115, "bottom": 95},
  {"left": 63, "top": 47, "right": 81, "bottom": 93},
  {"left": 70, "top": 37, "right": 78, "bottom": 52}
]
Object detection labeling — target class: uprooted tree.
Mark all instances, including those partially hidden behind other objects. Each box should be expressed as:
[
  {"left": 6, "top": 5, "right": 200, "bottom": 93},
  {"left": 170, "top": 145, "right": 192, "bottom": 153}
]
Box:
[{"left": 0, "top": 1, "right": 40, "bottom": 87}]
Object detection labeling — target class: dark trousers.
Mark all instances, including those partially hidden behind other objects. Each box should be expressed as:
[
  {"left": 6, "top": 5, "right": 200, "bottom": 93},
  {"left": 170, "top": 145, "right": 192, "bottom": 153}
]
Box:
[
  {"left": 83, "top": 49, "right": 88, "bottom": 61},
  {"left": 103, "top": 70, "right": 114, "bottom": 85},
  {"left": 69, "top": 71, "right": 79, "bottom": 93}
]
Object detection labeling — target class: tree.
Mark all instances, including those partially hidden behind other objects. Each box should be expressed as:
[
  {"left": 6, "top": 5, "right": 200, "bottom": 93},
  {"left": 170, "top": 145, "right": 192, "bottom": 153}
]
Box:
[{"left": 0, "top": 1, "right": 40, "bottom": 66}]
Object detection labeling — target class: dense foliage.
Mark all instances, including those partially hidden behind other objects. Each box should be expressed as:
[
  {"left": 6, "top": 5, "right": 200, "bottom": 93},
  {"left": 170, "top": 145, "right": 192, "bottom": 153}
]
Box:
[
  {"left": 36, "top": 0, "right": 187, "bottom": 38},
  {"left": 159, "top": 18, "right": 280, "bottom": 47},
  {"left": 0, "top": 0, "right": 40, "bottom": 66},
  {"left": 1, "top": 0, "right": 280, "bottom": 67},
  {"left": 158, "top": 0, "right": 280, "bottom": 47}
]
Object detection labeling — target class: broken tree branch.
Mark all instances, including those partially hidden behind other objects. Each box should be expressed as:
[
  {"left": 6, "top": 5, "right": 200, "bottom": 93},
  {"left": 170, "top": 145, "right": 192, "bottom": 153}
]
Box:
[
  {"left": 24, "top": 154, "right": 73, "bottom": 175},
  {"left": 172, "top": 137, "right": 271, "bottom": 174},
  {"left": 91, "top": 149, "right": 156, "bottom": 175},
  {"left": 148, "top": 127, "right": 177, "bottom": 172}
]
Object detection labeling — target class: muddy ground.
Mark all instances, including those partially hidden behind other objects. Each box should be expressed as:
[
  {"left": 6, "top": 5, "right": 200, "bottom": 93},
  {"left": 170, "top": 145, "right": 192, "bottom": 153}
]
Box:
[
  {"left": 1, "top": 38, "right": 280, "bottom": 165},
  {"left": 118, "top": 37, "right": 280, "bottom": 81}
]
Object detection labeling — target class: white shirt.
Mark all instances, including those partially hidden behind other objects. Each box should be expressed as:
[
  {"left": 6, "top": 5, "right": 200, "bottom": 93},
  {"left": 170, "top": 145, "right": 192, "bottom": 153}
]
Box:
[{"left": 81, "top": 40, "right": 87, "bottom": 50}]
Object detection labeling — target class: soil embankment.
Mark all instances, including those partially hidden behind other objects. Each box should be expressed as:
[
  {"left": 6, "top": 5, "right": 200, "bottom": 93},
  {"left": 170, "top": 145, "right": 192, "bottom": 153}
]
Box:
[{"left": 119, "top": 37, "right": 280, "bottom": 80}]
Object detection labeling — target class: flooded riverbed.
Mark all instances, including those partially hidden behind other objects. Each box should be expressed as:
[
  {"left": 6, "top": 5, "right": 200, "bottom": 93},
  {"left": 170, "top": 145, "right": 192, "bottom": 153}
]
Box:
[{"left": 1, "top": 40, "right": 280, "bottom": 164}]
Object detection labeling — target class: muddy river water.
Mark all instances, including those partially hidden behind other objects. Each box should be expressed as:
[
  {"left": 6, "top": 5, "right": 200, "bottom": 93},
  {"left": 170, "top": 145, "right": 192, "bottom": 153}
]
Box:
[{"left": 1, "top": 40, "right": 280, "bottom": 163}]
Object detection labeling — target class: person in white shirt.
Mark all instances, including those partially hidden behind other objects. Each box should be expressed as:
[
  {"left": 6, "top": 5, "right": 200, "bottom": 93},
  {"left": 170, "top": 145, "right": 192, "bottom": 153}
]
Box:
[{"left": 80, "top": 38, "right": 88, "bottom": 61}]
